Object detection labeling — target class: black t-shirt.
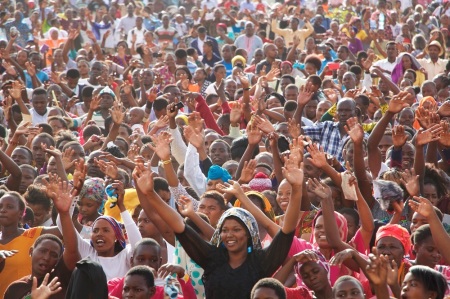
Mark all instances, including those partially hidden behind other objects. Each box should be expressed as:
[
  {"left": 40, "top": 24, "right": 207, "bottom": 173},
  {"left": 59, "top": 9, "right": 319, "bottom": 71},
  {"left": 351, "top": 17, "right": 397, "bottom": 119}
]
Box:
[
  {"left": 4, "top": 258, "right": 73, "bottom": 299},
  {"left": 176, "top": 225, "right": 294, "bottom": 299}
]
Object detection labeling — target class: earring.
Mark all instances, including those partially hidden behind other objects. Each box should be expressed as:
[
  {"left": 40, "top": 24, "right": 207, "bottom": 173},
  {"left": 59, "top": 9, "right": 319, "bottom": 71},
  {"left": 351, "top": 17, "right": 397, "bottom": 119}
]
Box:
[{"left": 247, "top": 246, "right": 252, "bottom": 253}]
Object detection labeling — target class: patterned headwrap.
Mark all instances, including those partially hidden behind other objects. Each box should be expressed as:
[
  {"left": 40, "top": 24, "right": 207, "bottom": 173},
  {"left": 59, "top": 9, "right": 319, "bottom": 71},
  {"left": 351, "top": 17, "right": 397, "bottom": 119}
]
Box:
[
  {"left": 207, "top": 165, "right": 232, "bottom": 183},
  {"left": 234, "top": 191, "right": 276, "bottom": 222},
  {"left": 294, "top": 250, "right": 330, "bottom": 283},
  {"left": 79, "top": 178, "right": 107, "bottom": 214},
  {"left": 91, "top": 215, "right": 126, "bottom": 249},
  {"left": 248, "top": 172, "right": 272, "bottom": 192},
  {"left": 210, "top": 207, "right": 261, "bottom": 250},
  {"left": 310, "top": 210, "right": 348, "bottom": 246},
  {"left": 375, "top": 224, "right": 411, "bottom": 253}
]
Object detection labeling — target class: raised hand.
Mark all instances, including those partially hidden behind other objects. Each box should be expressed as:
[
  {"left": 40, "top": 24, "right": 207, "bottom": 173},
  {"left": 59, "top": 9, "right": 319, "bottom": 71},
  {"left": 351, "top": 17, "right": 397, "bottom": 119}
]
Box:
[
  {"left": 282, "top": 154, "right": 304, "bottom": 187},
  {"left": 246, "top": 122, "right": 263, "bottom": 145},
  {"left": 15, "top": 121, "right": 31, "bottom": 135},
  {"left": 61, "top": 148, "right": 76, "bottom": 170},
  {"left": 392, "top": 125, "right": 407, "bottom": 149},
  {"left": 230, "top": 102, "right": 243, "bottom": 125},
  {"left": 306, "top": 143, "right": 329, "bottom": 169},
  {"left": 25, "top": 61, "right": 36, "bottom": 77},
  {"left": 415, "top": 106, "right": 440, "bottom": 129},
  {"left": 365, "top": 247, "right": 388, "bottom": 286},
  {"left": 388, "top": 91, "right": 411, "bottom": 113},
  {"left": 253, "top": 115, "right": 275, "bottom": 134},
  {"left": 408, "top": 196, "right": 436, "bottom": 219},
  {"left": 287, "top": 118, "right": 300, "bottom": 139},
  {"left": 307, "top": 178, "right": 332, "bottom": 201},
  {"left": 216, "top": 180, "right": 244, "bottom": 197},
  {"left": 344, "top": 117, "right": 364, "bottom": 144},
  {"left": 148, "top": 131, "right": 173, "bottom": 161},
  {"left": 265, "top": 67, "right": 280, "bottom": 82},
  {"left": 289, "top": 136, "right": 305, "bottom": 166},
  {"left": 188, "top": 112, "right": 204, "bottom": 133},
  {"left": 127, "top": 144, "right": 140, "bottom": 161},
  {"left": 183, "top": 125, "right": 204, "bottom": 149},
  {"left": 31, "top": 273, "right": 61, "bottom": 299},
  {"left": 10, "top": 80, "right": 24, "bottom": 100},
  {"left": 344, "top": 89, "right": 360, "bottom": 99},
  {"left": 297, "top": 82, "right": 314, "bottom": 106},
  {"left": 110, "top": 101, "right": 125, "bottom": 125},
  {"left": 49, "top": 180, "right": 73, "bottom": 214},
  {"left": 438, "top": 101, "right": 450, "bottom": 117},
  {"left": 400, "top": 168, "right": 419, "bottom": 197},
  {"left": 41, "top": 144, "right": 62, "bottom": 158},
  {"left": 95, "top": 159, "right": 119, "bottom": 179},
  {"left": 153, "top": 115, "right": 169, "bottom": 130},
  {"left": 177, "top": 195, "right": 195, "bottom": 217},
  {"left": 89, "top": 95, "right": 101, "bottom": 111},
  {"left": 132, "top": 161, "right": 156, "bottom": 195},
  {"left": 439, "top": 121, "right": 450, "bottom": 147},
  {"left": 72, "top": 158, "right": 86, "bottom": 195},
  {"left": 416, "top": 124, "right": 443, "bottom": 146},
  {"left": 239, "top": 159, "right": 257, "bottom": 183}
]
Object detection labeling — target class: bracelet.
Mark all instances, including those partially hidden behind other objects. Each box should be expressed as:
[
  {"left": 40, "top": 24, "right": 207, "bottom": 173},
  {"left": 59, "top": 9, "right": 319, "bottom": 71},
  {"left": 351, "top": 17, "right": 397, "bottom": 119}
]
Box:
[
  {"left": 161, "top": 159, "right": 172, "bottom": 165},
  {"left": 243, "top": 87, "right": 250, "bottom": 91}
]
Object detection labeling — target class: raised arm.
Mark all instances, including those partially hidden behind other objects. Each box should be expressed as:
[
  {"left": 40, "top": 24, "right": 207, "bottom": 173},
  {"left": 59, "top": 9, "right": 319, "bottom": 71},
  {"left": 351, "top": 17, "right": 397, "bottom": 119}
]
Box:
[
  {"left": 46, "top": 179, "right": 80, "bottom": 270},
  {"left": 367, "top": 91, "right": 411, "bottom": 178},
  {"left": 0, "top": 146, "right": 21, "bottom": 192},
  {"left": 409, "top": 196, "right": 450, "bottom": 264},
  {"left": 217, "top": 181, "right": 281, "bottom": 237}
]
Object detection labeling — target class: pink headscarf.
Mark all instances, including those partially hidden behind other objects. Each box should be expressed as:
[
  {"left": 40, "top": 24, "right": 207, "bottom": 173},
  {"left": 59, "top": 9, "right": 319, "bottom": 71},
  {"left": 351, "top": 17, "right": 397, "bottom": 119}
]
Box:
[{"left": 310, "top": 210, "right": 348, "bottom": 246}]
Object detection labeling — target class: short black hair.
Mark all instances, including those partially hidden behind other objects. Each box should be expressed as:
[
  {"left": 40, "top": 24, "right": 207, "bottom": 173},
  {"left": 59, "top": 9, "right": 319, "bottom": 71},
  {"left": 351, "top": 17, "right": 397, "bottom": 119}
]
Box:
[
  {"left": 38, "top": 124, "right": 54, "bottom": 136},
  {"left": 133, "top": 238, "right": 161, "bottom": 256},
  {"left": 231, "top": 136, "right": 259, "bottom": 160},
  {"left": 409, "top": 266, "right": 447, "bottom": 299},
  {"left": 153, "top": 98, "right": 169, "bottom": 112},
  {"left": 154, "top": 177, "right": 169, "bottom": 193},
  {"left": 67, "top": 68, "right": 80, "bottom": 79},
  {"left": 174, "top": 48, "right": 187, "bottom": 59},
  {"left": 413, "top": 224, "right": 432, "bottom": 245},
  {"left": 126, "top": 265, "right": 155, "bottom": 288},
  {"left": 32, "top": 87, "right": 47, "bottom": 97},
  {"left": 201, "top": 191, "right": 228, "bottom": 211},
  {"left": 251, "top": 278, "right": 286, "bottom": 299},
  {"left": 56, "top": 132, "right": 78, "bottom": 150},
  {"left": 34, "top": 234, "right": 64, "bottom": 256},
  {"left": 280, "top": 74, "right": 295, "bottom": 84}
]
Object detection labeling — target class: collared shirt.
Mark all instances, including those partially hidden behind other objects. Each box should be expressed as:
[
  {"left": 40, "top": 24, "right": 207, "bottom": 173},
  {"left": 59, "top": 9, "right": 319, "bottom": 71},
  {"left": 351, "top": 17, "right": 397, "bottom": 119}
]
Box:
[
  {"left": 418, "top": 58, "right": 448, "bottom": 80},
  {"left": 271, "top": 20, "right": 314, "bottom": 50},
  {"left": 303, "top": 121, "right": 347, "bottom": 164},
  {"left": 372, "top": 58, "right": 397, "bottom": 76}
]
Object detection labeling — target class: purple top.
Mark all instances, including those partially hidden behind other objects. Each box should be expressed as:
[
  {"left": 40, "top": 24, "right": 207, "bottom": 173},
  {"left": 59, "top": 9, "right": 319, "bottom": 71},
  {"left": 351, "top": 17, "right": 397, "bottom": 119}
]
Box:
[{"left": 348, "top": 38, "right": 364, "bottom": 55}]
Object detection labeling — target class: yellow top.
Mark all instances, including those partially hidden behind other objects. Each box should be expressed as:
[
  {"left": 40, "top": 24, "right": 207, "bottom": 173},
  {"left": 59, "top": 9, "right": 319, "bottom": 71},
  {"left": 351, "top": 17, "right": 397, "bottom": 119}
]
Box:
[{"left": 0, "top": 227, "right": 43, "bottom": 296}]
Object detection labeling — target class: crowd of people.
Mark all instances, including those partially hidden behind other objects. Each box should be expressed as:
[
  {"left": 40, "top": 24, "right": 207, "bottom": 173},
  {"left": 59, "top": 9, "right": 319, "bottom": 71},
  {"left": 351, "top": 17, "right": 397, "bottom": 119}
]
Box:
[{"left": 1, "top": 0, "right": 450, "bottom": 298}]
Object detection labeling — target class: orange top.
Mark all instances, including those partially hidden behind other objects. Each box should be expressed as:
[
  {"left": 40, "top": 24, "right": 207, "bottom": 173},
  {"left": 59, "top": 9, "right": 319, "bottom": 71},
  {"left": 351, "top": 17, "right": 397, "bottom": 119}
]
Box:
[{"left": 0, "top": 227, "right": 43, "bottom": 296}]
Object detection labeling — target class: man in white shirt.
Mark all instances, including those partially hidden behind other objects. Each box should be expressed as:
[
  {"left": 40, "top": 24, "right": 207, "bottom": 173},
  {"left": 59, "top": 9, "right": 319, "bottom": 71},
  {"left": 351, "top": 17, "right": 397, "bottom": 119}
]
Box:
[
  {"left": 29, "top": 88, "right": 50, "bottom": 125},
  {"left": 418, "top": 41, "right": 449, "bottom": 80},
  {"left": 234, "top": 22, "right": 263, "bottom": 62},
  {"left": 371, "top": 41, "right": 397, "bottom": 77},
  {"left": 127, "top": 16, "right": 148, "bottom": 48},
  {"left": 116, "top": 4, "right": 137, "bottom": 38}
]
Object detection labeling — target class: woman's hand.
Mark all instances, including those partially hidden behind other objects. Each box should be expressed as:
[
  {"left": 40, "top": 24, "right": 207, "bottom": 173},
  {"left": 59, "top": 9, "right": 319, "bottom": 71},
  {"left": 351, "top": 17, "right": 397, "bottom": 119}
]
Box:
[
  {"left": 111, "top": 180, "right": 125, "bottom": 209},
  {"left": 247, "top": 122, "right": 263, "bottom": 145},
  {"left": 72, "top": 158, "right": 86, "bottom": 196},
  {"left": 306, "top": 142, "right": 329, "bottom": 169},
  {"left": 31, "top": 273, "right": 61, "bottom": 299},
  {"left": 158, "top": 263, "right": 185, "bottom": 279},
  {"left": 216, "top": 180, "right": 244, "bottom": 197},
  {"left": 95, "top": 159, "right": 119, "bottom": 179},
  {"left": 177, "top": 196, "right": 195, "bottom": 217},
  {"left": 149, "top": 131, "right": 173, "bottom": 161},
  {"left": 239, "top": 159, "right": 256, "bottom": 183},
  {"left": 0, "top": 250, "right": 18, "bottom": 264},
  {"left": 133, "top": 160, "right": 156, "bottom": 195},
  {"left": 293, "top": 249, "right": 320, "bottom": 264},
  {"left": 345, "top": 117, "right": 364, "bottom": 144},
  {"left": 409, "top": 196, "right": 436, "bottom": 220},
  {"left": 400, "top": 168, "right": 419, "bottom": 197},
  {"left": 307, "top": 178, "right": 332, "bottom": 201},
  {"left": 392, "top": 125, "right": 407, "bottom": 149},
  {"left": 110, "top": 101, "right": 125, "bottom": 125},
  {"left": 61, "top": 147, "right": 76, "bottom": 170},
  {"left": 329, "top": 248, "right": 356, "bottom": 267},
  {"left": 282, "top": 153, "right": 304, "bottom": 187}
]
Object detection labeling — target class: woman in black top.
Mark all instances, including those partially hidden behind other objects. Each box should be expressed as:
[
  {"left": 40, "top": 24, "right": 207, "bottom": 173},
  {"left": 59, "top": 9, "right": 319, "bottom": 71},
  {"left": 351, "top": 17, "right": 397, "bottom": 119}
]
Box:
[{"left": 133, "top": 142, "right": 305, "bottom": 299}]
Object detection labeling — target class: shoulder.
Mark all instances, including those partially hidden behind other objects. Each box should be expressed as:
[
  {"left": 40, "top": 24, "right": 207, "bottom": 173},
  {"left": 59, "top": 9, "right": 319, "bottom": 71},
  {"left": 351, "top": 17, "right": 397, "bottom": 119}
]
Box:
[{"left": 4, "top": 276, "right": 32, "bottom": 298}]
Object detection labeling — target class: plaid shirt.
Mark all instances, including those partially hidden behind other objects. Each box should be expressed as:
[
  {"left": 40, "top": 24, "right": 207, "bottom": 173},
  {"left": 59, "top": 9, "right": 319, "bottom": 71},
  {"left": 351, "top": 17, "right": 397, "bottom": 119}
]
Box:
[{"left": 303, "top": 121, "right": 348, "bottom": 164}]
